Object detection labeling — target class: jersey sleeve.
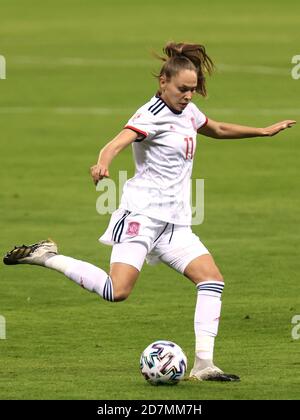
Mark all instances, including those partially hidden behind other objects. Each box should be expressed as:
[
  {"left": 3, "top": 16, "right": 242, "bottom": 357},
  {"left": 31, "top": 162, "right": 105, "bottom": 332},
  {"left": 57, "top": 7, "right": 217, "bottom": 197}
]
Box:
[
  {"left": 191, "top": 103, "right": 208, "bottom": 130},
  {"left": 124, "top": 110, "right": 157, "bottom": 141}
]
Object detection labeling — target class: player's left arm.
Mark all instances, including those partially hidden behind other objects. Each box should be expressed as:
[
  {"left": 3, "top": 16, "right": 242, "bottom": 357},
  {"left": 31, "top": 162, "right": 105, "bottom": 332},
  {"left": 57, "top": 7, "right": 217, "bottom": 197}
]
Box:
[{"left": 198, "top": 118, "right": 296, "bottom": 139}]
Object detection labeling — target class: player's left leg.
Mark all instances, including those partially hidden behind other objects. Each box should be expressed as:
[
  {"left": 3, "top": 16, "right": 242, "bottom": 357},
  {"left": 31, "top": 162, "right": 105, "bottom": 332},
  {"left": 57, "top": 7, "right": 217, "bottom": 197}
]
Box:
[{"left": 154, "top": 226, "right": 239, "bottom": 381}]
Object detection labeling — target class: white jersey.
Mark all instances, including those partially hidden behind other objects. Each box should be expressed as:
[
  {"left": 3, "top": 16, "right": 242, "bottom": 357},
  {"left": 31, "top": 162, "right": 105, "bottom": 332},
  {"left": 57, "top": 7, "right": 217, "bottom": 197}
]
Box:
[{"left": 120, "top": 94, "right": 207, "bottom": 225}]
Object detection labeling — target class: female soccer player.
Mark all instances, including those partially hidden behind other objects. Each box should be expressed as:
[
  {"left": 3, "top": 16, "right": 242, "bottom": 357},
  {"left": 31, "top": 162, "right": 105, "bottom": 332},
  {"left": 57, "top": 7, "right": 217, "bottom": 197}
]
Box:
[{"left": 4, "top": 42, "right": 296, "bottom": 381}]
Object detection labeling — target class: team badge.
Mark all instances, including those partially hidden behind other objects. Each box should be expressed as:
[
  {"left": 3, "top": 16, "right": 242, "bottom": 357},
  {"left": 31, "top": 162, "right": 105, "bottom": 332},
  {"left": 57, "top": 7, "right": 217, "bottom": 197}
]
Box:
[
  {"left": 126, "top": 221, "right": 140, "bottom": 236},
  {"left": 132, "top": 113, "right": 142, "bottom": 122}
]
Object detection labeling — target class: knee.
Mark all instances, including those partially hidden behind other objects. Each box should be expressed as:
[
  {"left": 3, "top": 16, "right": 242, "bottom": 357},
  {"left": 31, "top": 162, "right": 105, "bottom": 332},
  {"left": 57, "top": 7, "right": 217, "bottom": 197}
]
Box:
[
  {"left": 204, "top": 261, "right": 224, "bottom": 282},
  {"left": 113, "top": 290, "right": 130, "bottom": 302},
  {"left": 109, "top": 269, "right": 138, "bottom": 302},
  {"left": 196, "top": 271, "right": 224, "bottom": 284},
  {"left": 208, "top": 271, "right": 224, "bottom": 282},
  {"left": 111, "top": 279, "right": 132, "bottom": 302},
  {"left": 184, "top": 255, "right": 224, "bottom": 284},
  {"left": 211, "top": 270, "right": 224, "bottom": 282}
]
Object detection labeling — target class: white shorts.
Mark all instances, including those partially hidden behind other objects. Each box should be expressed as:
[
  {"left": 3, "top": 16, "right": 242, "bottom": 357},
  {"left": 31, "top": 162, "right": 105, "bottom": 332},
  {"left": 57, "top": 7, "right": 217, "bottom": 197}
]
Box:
[{"left": 99, "top": 208, "right": 210, "bottom": 273}]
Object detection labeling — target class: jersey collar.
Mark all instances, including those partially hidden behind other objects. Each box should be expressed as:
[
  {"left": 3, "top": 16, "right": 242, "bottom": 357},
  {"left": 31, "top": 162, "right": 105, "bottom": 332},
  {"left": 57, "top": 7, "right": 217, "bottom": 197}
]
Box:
[{"left": 155, "top": 92, "right": 182, "bottom": 115}]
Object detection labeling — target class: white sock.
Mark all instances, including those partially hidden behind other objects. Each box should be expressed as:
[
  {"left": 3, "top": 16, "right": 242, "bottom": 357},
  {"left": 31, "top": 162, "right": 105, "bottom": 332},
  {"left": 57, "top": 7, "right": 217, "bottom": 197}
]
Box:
[
  {"left": 45, "top": 255, "right": 114, "bottom": 301},
  {"left": 194, "top": 280, "right": 224, "bottom": 367}
]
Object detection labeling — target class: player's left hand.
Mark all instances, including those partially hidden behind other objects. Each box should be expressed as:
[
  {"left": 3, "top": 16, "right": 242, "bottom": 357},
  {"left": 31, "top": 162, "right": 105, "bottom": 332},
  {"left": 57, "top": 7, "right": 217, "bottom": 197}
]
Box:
[{"left": 262, "top": 120, "right": 296, "bottom": 136}]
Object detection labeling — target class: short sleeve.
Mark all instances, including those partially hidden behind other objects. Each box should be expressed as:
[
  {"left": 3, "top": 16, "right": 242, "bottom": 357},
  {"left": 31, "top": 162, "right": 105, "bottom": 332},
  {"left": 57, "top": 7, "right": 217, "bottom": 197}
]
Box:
[
  {"left": 124, "top": 111, "right": 157, "bottom": 141},
  {"left": 190, "top": 103, "right": 208, "bottom": 130}
]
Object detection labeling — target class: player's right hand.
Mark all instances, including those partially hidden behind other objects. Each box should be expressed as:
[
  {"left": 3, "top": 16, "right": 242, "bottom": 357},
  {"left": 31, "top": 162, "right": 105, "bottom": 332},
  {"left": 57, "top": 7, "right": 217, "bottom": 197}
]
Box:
[{"left": 90, "top": 164, "right": 110, "bottom": 185}]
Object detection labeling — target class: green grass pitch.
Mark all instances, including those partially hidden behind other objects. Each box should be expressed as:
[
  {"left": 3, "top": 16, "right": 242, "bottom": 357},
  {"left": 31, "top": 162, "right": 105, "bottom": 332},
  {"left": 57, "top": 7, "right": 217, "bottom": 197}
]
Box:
[{"left": 0, "top": 0, "right": 299, "bottom": 400}]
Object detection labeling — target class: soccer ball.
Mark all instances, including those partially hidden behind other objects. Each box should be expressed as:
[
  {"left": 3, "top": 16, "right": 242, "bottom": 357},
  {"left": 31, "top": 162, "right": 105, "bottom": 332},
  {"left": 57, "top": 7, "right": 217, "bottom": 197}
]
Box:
[{"left": 140, "top": 340, "right": 187, "bottom": 385}]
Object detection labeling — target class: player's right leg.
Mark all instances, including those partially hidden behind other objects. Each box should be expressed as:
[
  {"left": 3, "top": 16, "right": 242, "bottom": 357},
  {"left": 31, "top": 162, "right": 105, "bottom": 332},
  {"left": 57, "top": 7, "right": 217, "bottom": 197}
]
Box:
[{"left": 3, "top": 239, "right": 147, "bottom": 303}]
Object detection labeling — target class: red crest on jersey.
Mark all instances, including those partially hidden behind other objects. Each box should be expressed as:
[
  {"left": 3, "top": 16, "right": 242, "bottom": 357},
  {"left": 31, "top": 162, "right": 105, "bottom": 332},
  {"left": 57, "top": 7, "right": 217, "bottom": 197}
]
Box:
[{"left": 126, "top": 221, "right": 140, "bottom": 236}]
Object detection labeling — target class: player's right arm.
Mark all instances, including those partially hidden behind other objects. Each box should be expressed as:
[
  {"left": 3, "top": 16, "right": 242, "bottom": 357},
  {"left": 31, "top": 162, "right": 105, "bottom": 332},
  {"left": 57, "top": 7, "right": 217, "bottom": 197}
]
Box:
[{"left": 90, "top": 128, "right": 138, "bottom": 185}]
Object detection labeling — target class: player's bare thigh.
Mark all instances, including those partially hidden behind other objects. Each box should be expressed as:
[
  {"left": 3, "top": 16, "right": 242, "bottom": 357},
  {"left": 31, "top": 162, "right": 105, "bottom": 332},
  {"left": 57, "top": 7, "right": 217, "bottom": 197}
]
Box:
[
  {"left": 109, "top": 262, "right": 140, "bottom": 301},
  {"left": 184, "top": 254, "right": 224, "bottom": 285}
]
